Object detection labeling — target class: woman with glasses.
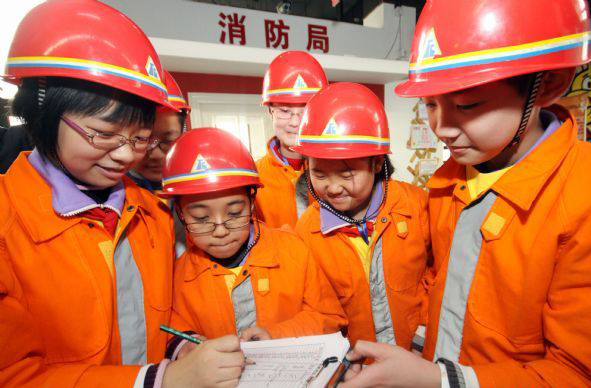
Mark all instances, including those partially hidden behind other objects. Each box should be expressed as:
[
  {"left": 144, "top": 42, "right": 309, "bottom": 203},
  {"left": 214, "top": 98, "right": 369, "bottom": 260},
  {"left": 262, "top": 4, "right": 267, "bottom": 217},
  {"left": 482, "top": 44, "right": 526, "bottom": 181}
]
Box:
[
  {"left": 0, "top": 2, "right": 244, "bottom": 388},
  {"left": 255, "top": 51, "right": 328, "bottom": 229},
  {"left": 160, "top": 127, "right": 346, "bottom": 344},
  {"left": 128, "top": 70, "right": 191, "bottom": 257}
]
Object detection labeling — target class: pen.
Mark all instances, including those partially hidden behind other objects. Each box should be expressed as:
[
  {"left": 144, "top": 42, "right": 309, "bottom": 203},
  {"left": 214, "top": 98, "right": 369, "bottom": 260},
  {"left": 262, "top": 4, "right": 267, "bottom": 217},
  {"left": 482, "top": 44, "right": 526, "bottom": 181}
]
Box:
[
  {"left": 160, "top": 325, "right": 256, "bottom": 365},
  {"left": 160, "top": 325, "right": 203, "bottom": 344}
]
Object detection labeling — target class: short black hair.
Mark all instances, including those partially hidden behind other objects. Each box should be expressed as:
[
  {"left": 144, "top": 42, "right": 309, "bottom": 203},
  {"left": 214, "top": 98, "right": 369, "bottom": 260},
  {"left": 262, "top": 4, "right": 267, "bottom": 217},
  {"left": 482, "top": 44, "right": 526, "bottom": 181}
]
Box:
[{"left": 12, "top": 77, "right": 156, "bottom": 165}]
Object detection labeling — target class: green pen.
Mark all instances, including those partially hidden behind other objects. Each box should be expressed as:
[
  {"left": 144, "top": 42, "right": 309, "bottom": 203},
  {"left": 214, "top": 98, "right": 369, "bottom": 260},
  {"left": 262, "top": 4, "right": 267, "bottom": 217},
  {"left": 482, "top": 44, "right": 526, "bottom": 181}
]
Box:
[{"left": 160, "top": 325, "right": 203, "bottom": 344}]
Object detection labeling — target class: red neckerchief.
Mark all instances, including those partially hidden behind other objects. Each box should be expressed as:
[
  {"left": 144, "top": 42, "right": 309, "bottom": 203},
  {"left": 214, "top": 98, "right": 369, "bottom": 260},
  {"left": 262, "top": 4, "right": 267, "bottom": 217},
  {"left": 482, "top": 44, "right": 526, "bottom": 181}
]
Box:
[
  {"left": 338, "top": 221, "right": 374, "bottom": 244},
  {"left": 83, "top": 207, "right": 118, "bottom": 237}
]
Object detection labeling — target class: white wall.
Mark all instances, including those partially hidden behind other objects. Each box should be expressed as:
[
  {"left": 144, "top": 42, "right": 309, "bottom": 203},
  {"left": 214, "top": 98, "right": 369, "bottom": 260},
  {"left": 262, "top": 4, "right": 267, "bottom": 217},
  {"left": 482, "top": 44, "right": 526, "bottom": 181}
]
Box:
[{"left": 102, "top": 0, "right": 414, "bottom": 61}]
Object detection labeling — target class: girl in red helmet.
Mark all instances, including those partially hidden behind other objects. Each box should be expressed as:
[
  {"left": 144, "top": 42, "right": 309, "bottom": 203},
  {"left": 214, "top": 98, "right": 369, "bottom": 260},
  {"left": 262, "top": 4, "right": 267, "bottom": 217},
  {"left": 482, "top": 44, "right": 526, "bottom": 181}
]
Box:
[
  {"left": 255, "top": 51, "right": 328, "bottom": 229},
  {"left": 0, "top": 2, "right": 244, "bottom": 388},
  {"left": 341, "top": 1, "right": 591, "bottom": 387},
  {"left": 293, "top": 82, "right": 432, "bottom": 353},
  {"left": 160, "top": 128, "right": 347, "bottom": 343}
]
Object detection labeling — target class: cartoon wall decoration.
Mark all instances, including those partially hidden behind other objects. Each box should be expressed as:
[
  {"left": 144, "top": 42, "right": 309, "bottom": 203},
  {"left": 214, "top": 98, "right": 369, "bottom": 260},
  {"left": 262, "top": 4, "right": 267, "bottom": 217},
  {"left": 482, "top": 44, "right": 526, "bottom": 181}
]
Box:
[{"left": 560, "top": 64, "right": 590, "bottom": 142}]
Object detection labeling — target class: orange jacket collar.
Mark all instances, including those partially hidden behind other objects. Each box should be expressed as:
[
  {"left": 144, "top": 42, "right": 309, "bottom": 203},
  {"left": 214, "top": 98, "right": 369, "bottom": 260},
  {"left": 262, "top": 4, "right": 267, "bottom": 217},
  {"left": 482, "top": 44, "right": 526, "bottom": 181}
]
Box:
[
  {"left": 305, "top": 179, "right": 413, "bottom": 233},
  {"left": 427, "top": 105, "right": 576, "bottom": 211},
  {"left": 5, "top": 152, "right": 153, "bottom": 243}
]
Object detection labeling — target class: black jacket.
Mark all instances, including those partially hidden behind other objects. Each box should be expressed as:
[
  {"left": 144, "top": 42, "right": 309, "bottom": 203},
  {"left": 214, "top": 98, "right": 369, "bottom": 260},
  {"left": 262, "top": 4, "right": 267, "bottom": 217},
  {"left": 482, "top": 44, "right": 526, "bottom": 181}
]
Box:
[{"left": 0, "top": 125, "right": 33, "bottom": 174}]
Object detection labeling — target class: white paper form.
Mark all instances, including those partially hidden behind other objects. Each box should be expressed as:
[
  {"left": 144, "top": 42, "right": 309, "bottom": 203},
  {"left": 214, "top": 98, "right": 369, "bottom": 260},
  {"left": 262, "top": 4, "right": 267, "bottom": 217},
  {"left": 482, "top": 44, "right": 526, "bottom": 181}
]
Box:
[{"left": 238, "top": 332, "right": 350, "bottom": 388}]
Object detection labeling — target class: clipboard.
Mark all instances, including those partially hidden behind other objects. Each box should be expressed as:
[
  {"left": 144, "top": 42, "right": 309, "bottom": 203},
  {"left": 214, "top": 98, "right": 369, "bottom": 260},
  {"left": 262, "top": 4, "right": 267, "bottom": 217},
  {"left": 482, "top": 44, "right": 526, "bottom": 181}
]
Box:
[
  {"left": 307, "top": 353, "right": 353, "bottom": 388},
  {"left": 238, "top": 332, "right": 351, "bottom": 388}
]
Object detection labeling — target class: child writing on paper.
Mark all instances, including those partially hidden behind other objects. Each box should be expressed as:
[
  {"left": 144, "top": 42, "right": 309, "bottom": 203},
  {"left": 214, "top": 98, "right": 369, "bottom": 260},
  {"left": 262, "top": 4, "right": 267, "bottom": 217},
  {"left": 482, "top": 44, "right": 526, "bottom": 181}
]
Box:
[
  {"left": 294, "top": 83, "right": 432, "bottom": 351},
  {"left": 161, "top": 128, "right": 347, "bottom": 343},
  {"left": 341, "top": 0, "right": 591, "bottom": 387}
]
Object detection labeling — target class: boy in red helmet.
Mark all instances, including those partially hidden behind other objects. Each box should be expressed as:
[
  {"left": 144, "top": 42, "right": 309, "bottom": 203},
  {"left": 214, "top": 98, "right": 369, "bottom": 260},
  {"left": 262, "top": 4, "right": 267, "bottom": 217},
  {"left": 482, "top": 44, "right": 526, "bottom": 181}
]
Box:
[
  {"left": 161, "top": 128, "right": 346, "bottom": 343},
  {"left": 341, "top": 0, "right": 591, "bottom": 387},
  {"left": 255, "top": 51, "right": 328, "bottom": 229}
]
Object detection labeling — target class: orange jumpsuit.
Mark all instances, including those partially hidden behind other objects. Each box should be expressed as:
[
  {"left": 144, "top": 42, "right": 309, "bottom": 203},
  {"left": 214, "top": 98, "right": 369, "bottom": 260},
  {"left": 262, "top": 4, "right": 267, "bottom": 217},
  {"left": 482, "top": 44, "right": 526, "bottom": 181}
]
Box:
[
  {"left": 171, "top": 222, "right": 347, "bottom": 339},
  {"left": 255, "top": 137, "right": 308, "bottom": 229},
  {"left": 425, "top": 106, "right": 591, "bottom": 387},
  {"left": 0, "top": 153, "right": 174, "bottom": 388},
  {"left": 295, "top": 179, "right": 431, "bottom": 349}
]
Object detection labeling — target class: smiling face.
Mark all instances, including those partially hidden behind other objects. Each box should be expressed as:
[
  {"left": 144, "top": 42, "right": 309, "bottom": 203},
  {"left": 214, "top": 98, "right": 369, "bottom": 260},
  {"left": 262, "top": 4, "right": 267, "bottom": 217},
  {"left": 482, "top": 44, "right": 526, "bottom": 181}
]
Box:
[
  {"left": 133, "top": 111, "right": 182, "bottom": 182},
  {"left": 309, "top": 157, "right": 383, "bottom": 219},
  {"left": 180, "top": 187, "right": 252, "bottom": 259},
  {"left": 270, "top": 103, "right": 306, "bottom": 151},
  {"left": 57, "top": 105, "right": 153, "bottom": 189}
]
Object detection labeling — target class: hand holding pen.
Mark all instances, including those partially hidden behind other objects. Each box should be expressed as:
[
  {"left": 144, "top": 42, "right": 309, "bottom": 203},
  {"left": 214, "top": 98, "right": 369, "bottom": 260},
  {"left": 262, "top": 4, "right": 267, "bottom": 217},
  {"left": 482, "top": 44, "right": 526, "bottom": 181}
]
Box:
[{"left": 337, "top": 341, "right": 440, "bottom": 388}]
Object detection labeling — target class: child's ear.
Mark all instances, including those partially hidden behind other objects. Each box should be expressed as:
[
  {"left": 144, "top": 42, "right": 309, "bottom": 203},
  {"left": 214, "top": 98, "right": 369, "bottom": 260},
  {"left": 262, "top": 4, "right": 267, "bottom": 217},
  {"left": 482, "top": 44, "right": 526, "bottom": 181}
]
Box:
[
  {"left": 248, "top": 188, "right": 256, "bottom": 212},
  {"left": 536, "top": 68, "right": 577, "bottom": 108},
  {"left": 373, "top": 156, "right": 385, "bottom": 174}
]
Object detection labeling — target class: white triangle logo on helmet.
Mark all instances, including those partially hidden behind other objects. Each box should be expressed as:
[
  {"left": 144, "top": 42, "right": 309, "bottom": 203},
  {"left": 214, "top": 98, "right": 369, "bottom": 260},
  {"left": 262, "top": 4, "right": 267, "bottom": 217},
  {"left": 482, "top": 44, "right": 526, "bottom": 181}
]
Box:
[
  {"left": 417, "top": 28, "right": 442, "bottom": 63},
  {"left": 293, "top": 74, "right": 308, "bottom": 89},
  {"left": 191, "top": 154, "right": 210, "bottom": 173},
  {"left": 322, "top": 118, "right": 340, "bottom": 136},
  {"left": 145, "top": 56, "right": 161, "bottom": 80}
]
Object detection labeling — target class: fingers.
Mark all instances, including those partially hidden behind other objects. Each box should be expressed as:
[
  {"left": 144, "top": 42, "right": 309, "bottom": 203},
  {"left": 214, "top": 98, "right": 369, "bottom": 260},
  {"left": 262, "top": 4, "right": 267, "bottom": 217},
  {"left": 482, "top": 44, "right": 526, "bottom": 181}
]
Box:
[
  {"left": 239, "top": 326, "right": 270, "bottom": 341},
  {"left": 346, "top": 340, "right": 390, "bottom": 363},
  {"left": 210, "top": 335, "right": 241, "bottom": 352},
  {"left": 216, "top": 349, "right": 246, "bottom": 369},
  {"left": 339, "top": 364, "right": 382, "bottom": 388},
  {"left": 239, "top": 329, "right": 254, "bottom": 342},
  {"left": 344, "top": 362, "right": 362, "bottom": 380}
]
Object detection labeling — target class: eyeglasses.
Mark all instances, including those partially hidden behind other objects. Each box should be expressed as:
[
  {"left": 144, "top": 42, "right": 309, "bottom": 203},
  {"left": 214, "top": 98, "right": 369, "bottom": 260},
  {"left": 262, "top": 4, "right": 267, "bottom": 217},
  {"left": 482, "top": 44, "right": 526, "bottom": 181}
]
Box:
[
  {"left": 271, "top": 107, "right": 305, "bottom": 121},
  {"left": 149, "top": 140, "right": 176, "bottom": 154},
  {"left": 185, "top": 214, "right": 251, "bottom": 235},
  {"left": 61, "top": 116, "right": 159, "bottom": 152}
]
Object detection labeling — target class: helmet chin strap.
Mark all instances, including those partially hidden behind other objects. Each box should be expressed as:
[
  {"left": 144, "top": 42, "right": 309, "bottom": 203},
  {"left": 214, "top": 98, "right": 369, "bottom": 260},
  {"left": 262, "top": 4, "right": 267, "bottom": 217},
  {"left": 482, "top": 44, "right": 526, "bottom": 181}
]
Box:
[
  {"left": 504, "top": 71, "right": 545, "bottom": 150},
  {"left": 37, "top": 77, "right": 47, "bottom": 108}
]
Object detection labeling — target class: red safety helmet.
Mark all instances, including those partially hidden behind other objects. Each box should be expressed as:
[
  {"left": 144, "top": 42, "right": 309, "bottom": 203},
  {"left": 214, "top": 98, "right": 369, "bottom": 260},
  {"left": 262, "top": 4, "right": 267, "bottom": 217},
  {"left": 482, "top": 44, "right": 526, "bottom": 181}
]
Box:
[
  {"left": 162, "top": 70, "right": 191, "bottom": 113},
  {"left": 262, "top": 51, "right": 328, "bottom": 105},
  {"left": 161, "top": 128, "right": 262, "bottom": 197},
  {"left": 396, "top": 0, "right": 591, "bottom": 97},
  {"left": 293, "top": 83, "right": 390, "bottom": 159},
  {"left": 4, "top": 0, "right": 175, "bottom": 110}
]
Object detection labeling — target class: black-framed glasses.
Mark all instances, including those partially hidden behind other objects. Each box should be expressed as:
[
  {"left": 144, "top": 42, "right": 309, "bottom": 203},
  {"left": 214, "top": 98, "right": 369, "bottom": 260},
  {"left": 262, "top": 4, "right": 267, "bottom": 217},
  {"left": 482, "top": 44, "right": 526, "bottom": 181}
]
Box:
[
  {"left": 61, "top": 116, "right": 159, "bottom": 152},
  {"left": 270, "top": 107, "right": 305, "bottom": 120},
  {"left": 149, "top": 140, "right": 176, "bottom": 154},
  {"left": 185, "top": 214, "right": 251, "bottom": 235}
]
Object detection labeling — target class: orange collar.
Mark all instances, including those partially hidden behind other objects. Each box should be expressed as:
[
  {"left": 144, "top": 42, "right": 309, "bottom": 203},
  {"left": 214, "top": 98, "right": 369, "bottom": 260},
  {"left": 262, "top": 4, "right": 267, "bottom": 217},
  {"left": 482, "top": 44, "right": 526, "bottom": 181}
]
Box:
[
  {"left": 306, "top": 180, "right": 413, "bottom": 234},
  {"left": 427, "top": 105, "right": 576, "bottom": 211},
  {"left": 4, "top": 152, "right": 153, "bottom": 243}
]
